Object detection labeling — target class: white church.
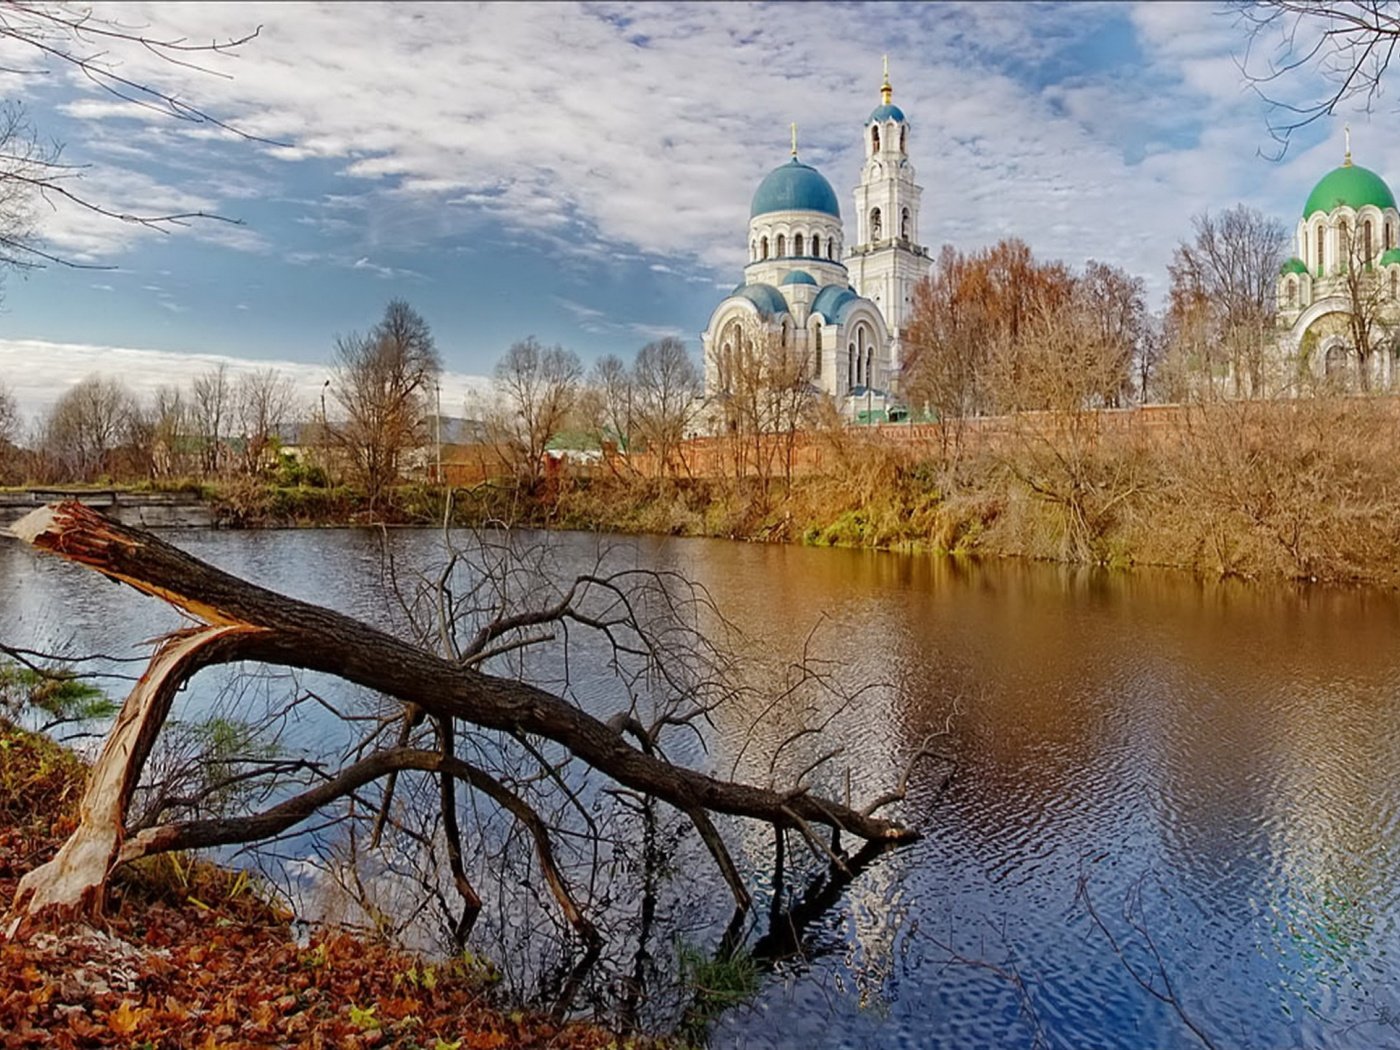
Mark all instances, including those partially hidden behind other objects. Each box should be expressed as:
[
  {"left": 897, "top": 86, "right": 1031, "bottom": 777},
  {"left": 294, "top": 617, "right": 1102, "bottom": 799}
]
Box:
[{"left": 701, "top": 64, "right": 930, "bottom": 420}]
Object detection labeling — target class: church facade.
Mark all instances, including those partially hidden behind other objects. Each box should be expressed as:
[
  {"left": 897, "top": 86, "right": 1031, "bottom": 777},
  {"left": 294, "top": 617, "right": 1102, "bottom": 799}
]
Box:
[
  {"left": 701, "top": 67, "right": 930, "bottom": 417},
  {"left": 1277, "top": 137, "right": 1400, "bottom": 388}
]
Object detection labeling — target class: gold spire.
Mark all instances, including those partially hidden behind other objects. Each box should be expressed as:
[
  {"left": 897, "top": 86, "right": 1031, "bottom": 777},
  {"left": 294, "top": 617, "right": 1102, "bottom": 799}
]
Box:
[
  {"left": 790, "top": 121, "right": 798, "bottom": 156},
  {"left": 1344, "top": 122, "right": 1352, "bottom": 167},
  {"left": 881, "top": 54, "right": 892, "bottom": 104}
]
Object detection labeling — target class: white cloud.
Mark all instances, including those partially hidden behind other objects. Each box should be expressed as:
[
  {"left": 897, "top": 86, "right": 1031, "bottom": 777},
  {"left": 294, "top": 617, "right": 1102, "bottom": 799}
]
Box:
[
  {"left": 0, "top": 338, "right": 491, "bottom": 423},
  {"left": 13, "top": 2, "right": 1371, "bottom": 306}
]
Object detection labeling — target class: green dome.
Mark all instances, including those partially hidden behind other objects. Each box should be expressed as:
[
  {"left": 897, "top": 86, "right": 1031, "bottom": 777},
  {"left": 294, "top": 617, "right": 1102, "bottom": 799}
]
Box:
[
  {"left": 1280, "top": 257, "right": 1307, "bottom": 275},
  {"left": 1382, "top": 248, "right": 1400, "bottom": 266},
  {"left": 1303, "top": 163, "right": 1396, "bottom": 218}
]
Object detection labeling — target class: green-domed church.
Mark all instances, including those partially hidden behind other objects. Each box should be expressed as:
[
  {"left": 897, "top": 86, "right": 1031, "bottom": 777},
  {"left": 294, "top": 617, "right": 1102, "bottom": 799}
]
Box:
[{"left": 1277, "top": 132, "right": 1400, "bottom": 387}]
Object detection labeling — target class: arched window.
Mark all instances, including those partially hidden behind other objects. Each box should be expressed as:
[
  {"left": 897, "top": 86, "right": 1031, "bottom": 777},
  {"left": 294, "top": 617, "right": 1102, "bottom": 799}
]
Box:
[
  {"left": 848, "top": 344, "right": 856, "bottom": 389},
  {"left": 761, "top": 236, "right": 769, "bottom": 261},
  {"left": 901, "top": 207, "right": 910, "bottom": 240},
  {"left": 776, "top": 234, "right": 786, "bottom": 257},
  {"left": 871, "top": 126, "right": 880, "bottom": 153},
  {"left": 1389, "top": 222, "right": 1395, "bottom": 251},
  {"left": 828, "top": 240, "right": 835, "bottom": 261},
  {"left": 794, "top": 233, "right": 804, "bottom": 257},
  {"left": 1365, "top": 219, "right": 1374, "bottom": 262},
  {"left": 812, "top": 322, "right": 822, "bottom": 378},
  {"left": 900, "top": 126, "right": 907, "bottom": 153},
  {"left": 870, "top": 207, "right": 882, "bottom": 241},
  {"left": 1287, "top": 278, "right": 1297, "bottom": 306},
  {"left": 750, "top": 240, "right": 757, "bottom": 262},
  {"left": 811, "top": 233, "right": 821, "bottom": 258},
  {"left": 1317, "top": 225, "right": 1325, "bottom": 272}
]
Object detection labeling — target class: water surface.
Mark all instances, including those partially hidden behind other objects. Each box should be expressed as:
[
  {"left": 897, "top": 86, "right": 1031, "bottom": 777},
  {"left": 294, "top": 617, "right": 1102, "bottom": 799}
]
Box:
[{"left": 4, "top": 529, "right": 1400, "bottom": 1048}]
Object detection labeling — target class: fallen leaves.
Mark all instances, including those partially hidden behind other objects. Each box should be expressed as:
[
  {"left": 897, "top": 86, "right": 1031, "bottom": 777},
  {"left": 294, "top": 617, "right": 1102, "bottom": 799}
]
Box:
[{"left": 0, "top": 721, "right": 661, "bottom": 1049}]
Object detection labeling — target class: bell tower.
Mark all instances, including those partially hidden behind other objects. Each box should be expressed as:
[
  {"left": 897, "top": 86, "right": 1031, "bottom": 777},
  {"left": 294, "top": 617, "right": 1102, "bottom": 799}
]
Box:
[{"left": 848, "top": 59, "right": 929, "bottom": 383}]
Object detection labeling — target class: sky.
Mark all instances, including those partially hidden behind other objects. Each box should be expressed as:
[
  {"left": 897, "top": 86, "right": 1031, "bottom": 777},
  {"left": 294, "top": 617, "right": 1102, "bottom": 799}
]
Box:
[{"left": 0, "top": 1, "right": 1381, "bottom": 420}]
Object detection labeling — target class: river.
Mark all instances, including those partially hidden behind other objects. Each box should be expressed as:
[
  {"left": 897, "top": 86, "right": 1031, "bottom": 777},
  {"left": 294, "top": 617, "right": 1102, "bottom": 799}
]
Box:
[{"left": 4, "top": 527, "right": 1400, "bottom": 1049}]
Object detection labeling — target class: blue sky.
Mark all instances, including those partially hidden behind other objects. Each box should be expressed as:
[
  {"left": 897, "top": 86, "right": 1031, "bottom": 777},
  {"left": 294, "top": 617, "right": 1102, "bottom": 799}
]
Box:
[{"left": 0, "top": 1, "right": 1381, "bottom": 419}]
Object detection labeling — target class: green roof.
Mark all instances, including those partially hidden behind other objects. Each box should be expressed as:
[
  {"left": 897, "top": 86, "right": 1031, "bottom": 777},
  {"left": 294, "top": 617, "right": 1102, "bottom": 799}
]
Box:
[
  {"left": 1382, "top": 248, "right": 1400, "bottom": 266},
  {"left": 1280, "top": 257, "right": 1307, "bottom": 275},
  {"left": 1303, "top": 163, "right": 1396, "bottom": 218}
]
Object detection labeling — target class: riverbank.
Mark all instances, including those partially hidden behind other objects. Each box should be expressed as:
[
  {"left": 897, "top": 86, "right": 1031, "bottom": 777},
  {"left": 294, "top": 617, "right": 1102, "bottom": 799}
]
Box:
[
  {"left": 0, "top": 720, "right": 656, "bottom": 1049},
  {"left": 13, "top": 396, "right": 1400, "bottom": 587}
]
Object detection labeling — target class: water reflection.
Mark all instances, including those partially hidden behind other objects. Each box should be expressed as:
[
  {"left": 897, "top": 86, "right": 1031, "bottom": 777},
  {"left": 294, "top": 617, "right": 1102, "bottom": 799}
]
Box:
[{"left": 6, "top": 529, "right": 1400, "bottom": 1047}]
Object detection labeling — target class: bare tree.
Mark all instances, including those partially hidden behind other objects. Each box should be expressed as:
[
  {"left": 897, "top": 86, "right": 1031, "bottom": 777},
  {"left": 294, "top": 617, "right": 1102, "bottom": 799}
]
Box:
[
  {"left": 632, "top": 337, "right": 700, "bottom": 479},
  {"left": 586, "top": 353, "right": 635, "bottom": 453},
  {"left": 1079, "top": 260, "right": 1147, "bottom": 408},
  {"left": 0, "top": 2, "right": 263, "bottom": 275},
  {"left": 1167, "top": 206, "right": 1288, "bottom": 398},
  {"left": 39, "top": 374, "right": 134, "bottom": 481},
  {"left": 331, "top": 300, "right": 441, "bottom": 511},
  {"left": 8, "top": 503, "right": 927, "bottom": 962},
  {"left": 237, "top": 367, "right": 297, "bottom": 477},
  {"left": 1332, "top": 216, "right": 1396, "bottom": 390},
  {"left": 192, "top": 363, "right": 232, "bottom": 477},
  {"left": 148, "top": 384, "right": 190, "bottom": 478},
  {"left": 1238, "top": 1, "right": 1400, "bottom": 154},
  {"left": 0, "top": 376, "right": 19, "bottom": 481},
  {"left": 490, "top": 337, "right": 582, "bottom": 491}
]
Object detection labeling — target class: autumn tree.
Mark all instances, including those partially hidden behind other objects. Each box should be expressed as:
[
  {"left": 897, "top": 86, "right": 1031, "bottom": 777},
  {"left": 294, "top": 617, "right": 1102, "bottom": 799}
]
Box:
[
  {"left": 902, "top": 239, "right": 1077, "bottom": 455},
  {"left": 39, "top": 374, "right": 135, "bottom": 482},
  {"left": 489, "top": 336, "right": 582, "bottom": 491},
  {"left": 632, "top": 337, "right": 700, "bottom": 478},
  {"left": 1166, "top": 206, "right": 1287, "bottom": 398},
  {"left": 331, "top": 299, "right": 442, "bottom": 510}
]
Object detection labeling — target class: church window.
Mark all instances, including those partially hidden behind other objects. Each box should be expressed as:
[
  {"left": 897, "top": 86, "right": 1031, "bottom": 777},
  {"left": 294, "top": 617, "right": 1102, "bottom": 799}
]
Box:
[
  {"left": 811, "top": 233, "right": 821, "bottom": 258},
  {"left": 870, "top": 207, "right": 882, "bottom": 241},
  {"left": 871, "top": 126, "right": 880, "bottom": 153},
  {"left": 900, "top": 126, "right": 907, "bottom": 152},
  {"left": 761, "top": 236, "right": 769, "bottom": 260},
  {"left": 1365, "top": 219, "right": 1374, "bottom": 262},
  {"left": 848, "top": 344, "right": 856, "bottom": 388},
  {"left": 1287, "top": 278, "right": 1296, "bottom": 306},
  {"left": 813, "top": 323, "right": 822, "bottom": 377},
  {"left": 750, "top": 239, "right": 757, "bottom": 262},
  {"left": 1316, "top": 225, "right": 1325, "bottom": 272},
  {"left": 901, "top": 207, "right": 910, "bottom": 240},
  {"left": 795, "top": 233, "right": 804, "bottom": 257},
  {"left": 776, "top": 234, "right": 786, "bottom": 257},
  {"left": 828, "top": 240, "right": 835, "bottom": 260},
  {"left": 1389, "top": 222, "right": 1395, "bottom": 251}
]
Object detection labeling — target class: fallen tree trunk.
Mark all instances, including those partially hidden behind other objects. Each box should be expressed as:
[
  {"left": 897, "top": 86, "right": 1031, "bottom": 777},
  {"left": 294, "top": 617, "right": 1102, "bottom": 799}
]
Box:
[{"left": 7, "top": 501, "right": 917, "bottom": 927}]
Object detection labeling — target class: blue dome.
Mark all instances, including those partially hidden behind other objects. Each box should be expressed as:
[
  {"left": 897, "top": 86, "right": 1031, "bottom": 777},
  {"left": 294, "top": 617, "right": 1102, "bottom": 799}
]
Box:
[
  {"left": 869, "top": 103, "right": 905, "bottom": 123},
  {"left": 811, "top": 284, "right": 862, "bottom": 323},
  {"left": 750, "top": 158, "right": 841, "bottom": 219},
  {"left": 732, "top": 283, "right": 789, "bottom": 317},
  {"left": 780, "top": 270, "right": 817, "bottom": 286}
]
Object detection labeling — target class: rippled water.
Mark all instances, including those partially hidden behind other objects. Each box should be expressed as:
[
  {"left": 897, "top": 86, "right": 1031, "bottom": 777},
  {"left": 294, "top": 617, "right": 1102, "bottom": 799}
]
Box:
[{"left": 5, "top": 528, "right": 1400, "bottom": 1049}]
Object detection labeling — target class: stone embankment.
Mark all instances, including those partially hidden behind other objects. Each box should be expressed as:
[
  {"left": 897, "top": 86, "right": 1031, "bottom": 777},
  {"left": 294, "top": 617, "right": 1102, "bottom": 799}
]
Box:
[{"left": 0, "top": 490, "right": 214, "bottom": 530}]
